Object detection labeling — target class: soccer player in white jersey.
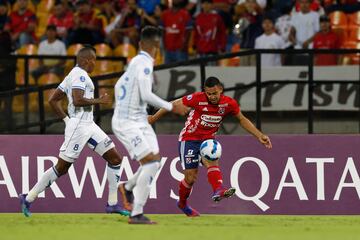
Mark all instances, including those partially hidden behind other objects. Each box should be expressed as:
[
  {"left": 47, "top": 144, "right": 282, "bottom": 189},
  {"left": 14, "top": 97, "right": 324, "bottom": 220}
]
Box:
[
  {"left": 112, "top": 26, "right": 189, "bottom": 224},
  {"left": 19, "top": 46, "right": 129, "bottom": 217}
]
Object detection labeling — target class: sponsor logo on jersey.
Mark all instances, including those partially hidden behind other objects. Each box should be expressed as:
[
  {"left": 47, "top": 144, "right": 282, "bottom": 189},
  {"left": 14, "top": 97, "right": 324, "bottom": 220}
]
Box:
[
  {"left": 202, "top": 107, "right": 208, "bottom": 112},
  {"left": 80, "top": 76, "right": 86, "bottom": 82},
  {"left": 104, "top": 138, "right": 113, "bottom": 147},
  {"left": 218, "top": 107, "right": 225, "bottom": 114},
  {"left": 199, "top": 102, "right": 208, "bottom": 105},
  {"left": 200, "top": 120, "right": 220, "bottom": 128},
  {"left": 218, "top": 103, "right": 228, "bottom": 107},
  {"left": 144, "top": 68, "right": 150, "bottom": 75},
  {"left": 186, "top": 94, "right": 193, "bottom": 100},
  {"left": 200, "top": 115, "right": 222, "bottom": 123}
]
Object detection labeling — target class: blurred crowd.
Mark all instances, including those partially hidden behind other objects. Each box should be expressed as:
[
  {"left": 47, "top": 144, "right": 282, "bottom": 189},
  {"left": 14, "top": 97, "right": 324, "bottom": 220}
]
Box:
[{"left": 0, "top": 0, "right": 359, "bottom": 66}]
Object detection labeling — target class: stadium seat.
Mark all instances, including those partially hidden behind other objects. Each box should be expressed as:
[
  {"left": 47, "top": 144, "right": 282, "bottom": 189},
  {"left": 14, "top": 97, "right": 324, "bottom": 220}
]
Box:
[
  {"left": 332, "top": 25, "right": 348, "bottom": 45},
  {"left": 36, "top": 0, "right": 55, "bottom": 12},
  {"left": 218, "top": 44, "right": 241, "bottom": 66},
  {"left": 35, "top": 12, "right": 50, "bottom": 38},
  {"left": 329, "top": 11, "right": 348, "bottom": 27},
  {"left": 114, "top": 43, "right": 137, "bottom": 63},
  {"left": 12, "top": 92, "right": 38, "bottom": 113},
  {"left": 347, "top": 26, "right": 360, "bottom": 42},
  {"left": 93, "top": 43, "right": 114, "bottom": 77},
  {"left": 37, "top": 73, "right": 61, "bottom": 111},
  {"left": 348, "top": 11, "right": 360, "bottom": 26},
  {"left": 155, "top": 50, "right": 164, "bottom": 66},
  {"left": 340, "top": 41, "right": 360, "bottom": 65},
  {"left": 65, "top": 44, "right": 83, "bottom": 74},
  {"left": 16, "top": 44, "right": 38, "bottom": 86}
]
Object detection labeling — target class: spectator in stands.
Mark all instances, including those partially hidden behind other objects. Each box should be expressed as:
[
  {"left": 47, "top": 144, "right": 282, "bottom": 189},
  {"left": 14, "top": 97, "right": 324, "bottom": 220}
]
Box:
[
  {"left": 31, "top": 25, "right": 66, "bottom": 81},
  {"left": 67, "top": 0, "right": 104, "bottom": 45},
  {"left": 237, "top": 0, "right": 267, "bottom": 10},
  {"left": 293, "top": 0, "right": 325, "bottom": 15},
  {"left": 109, "top": 0, "right": 141, "bottom": 48},
  {"left": 255, "top": 16, "right": 285, "bottom": 67},
  {"left": 48, "top": 0, "right": 74, "bottom": 45},
  {"left": 4, "top": 0, "right": 37, "bottom": 48},
  {"left": 289, "top": 0, "right": 319, "bottom": 49},
  {"left": 0, "top": 0, "right": 8, "bottom": 31},
  {"left": 161, "top": 0, "right": 192, "bottom": 63},
  {"left": 193, "top": 0, "right": 226, "bottom": 58},
  {"left": 137, "top": 0, "right": 160, "bottom": 16},
  {"left": 312, "top": 15, "right": 340, "bottom": 66},
  {"left": 275, "top": 5, "right": 293, "bottom": 49}
]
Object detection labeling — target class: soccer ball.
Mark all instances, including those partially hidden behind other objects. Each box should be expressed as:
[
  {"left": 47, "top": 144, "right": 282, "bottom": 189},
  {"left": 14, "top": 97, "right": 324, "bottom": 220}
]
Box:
[{"left": 200, "top": 139, "right": 222, "bottom": 161}]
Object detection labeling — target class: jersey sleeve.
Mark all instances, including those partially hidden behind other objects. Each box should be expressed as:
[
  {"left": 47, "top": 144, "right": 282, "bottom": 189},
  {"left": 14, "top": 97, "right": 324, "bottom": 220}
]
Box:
[
  {"left": 229, "top": 98, "right": 240, "bottom": 116},
  {"left": 58, "top": 79, "right": 66, "bottom": 93},
  {"left": 72, "top": 74, "right": 87, "bottom": 91},
  {"left": 138, "top": 63, "right": 173, "bottom": 111},
  {"left": 182, "top": 92, "right": 201, "bottom": 108}
]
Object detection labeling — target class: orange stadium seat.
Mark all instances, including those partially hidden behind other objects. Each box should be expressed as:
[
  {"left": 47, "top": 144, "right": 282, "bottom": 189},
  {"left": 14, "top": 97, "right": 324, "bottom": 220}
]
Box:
[
  {"left": 16, "top": 44, "right": 38, "bottom": 86},
  {"left": 348, "top": 26, "right": 360, "bottom": 42},
  {"left": 329, "top": 11, "right": 348, "bottom": 27},
  {"left": 93, "top": 43, "right": 114, "bottom": 78},
  {"left": 65, "top": 44, "right": 83, "bottom": 74},
  {"left": 36, "top": 0, "right": 55, "bottom": 12},
  {"left": 341, "top": 41, "right": 360, "bottom": 65},
  {"left": 36, "top": 12, "right": 50, "bottom": 38},
  {"left": 114, "top": 43, "right": 137, "bottom": 63},
  {"left": 38, "top": 73, "right": 61, "bottom": 111},
  {"left": 332, "top": 26, "right": 348, "bottom": 45},
  {"left": 348, "top": 11, "right": 360, "bottom": 26}
]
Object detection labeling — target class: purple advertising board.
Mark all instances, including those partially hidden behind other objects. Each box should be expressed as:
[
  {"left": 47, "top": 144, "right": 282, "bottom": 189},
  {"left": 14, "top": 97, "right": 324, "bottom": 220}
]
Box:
[{"left": 1, "top": 135, "right": 360, "bottom": 215}]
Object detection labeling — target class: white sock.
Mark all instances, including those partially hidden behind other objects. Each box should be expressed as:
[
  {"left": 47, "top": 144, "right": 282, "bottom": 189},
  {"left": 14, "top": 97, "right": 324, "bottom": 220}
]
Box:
[
  {"left": 107, "top": 163, "right": 121, "bottom": 206},
  {"left": 26, "top": 167, "right": 59, "bottom": 203},
  {"left": 125, "top": 166, "right": 142, "bottom": 192},
  {"left": 131, "top": 161, "right": 160, "bottom": 217}
]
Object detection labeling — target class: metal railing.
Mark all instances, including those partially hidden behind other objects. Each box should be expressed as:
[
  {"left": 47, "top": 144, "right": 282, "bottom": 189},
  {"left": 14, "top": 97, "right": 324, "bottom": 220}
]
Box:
[{"left": 0, "top": 48, "right": 359, "bottom": 134}]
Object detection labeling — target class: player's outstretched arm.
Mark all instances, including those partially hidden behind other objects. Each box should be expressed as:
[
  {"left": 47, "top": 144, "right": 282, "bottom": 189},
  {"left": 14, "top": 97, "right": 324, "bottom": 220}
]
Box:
[
  {"left": 72, "top": 89, "right": 111, "bottom": 106},
  {"left": 49, "top": 88, "right": 68, "bottom": 120},
  {"left": 235, "top": 111, "right": 272, "bottom": 149},
  {"left": 148, "top": 98, "right": 186, "bottom": 124}
]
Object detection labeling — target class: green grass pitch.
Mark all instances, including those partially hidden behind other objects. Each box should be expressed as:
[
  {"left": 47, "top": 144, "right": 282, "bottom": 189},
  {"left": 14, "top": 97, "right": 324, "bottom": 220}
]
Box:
[{"left": 1, "top": 214, "right": 360, "bottom": 240}]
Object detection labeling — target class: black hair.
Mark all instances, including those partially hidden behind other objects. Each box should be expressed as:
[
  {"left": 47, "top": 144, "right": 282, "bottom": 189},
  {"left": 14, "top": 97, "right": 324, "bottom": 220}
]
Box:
[
  {"left": 140, "top": 26, "right": 161, "bottom": 42},
  {"left": 46, "top": 25, "right": 57, "bottom": 31},
  {"left": 262, "top": 15, "right": 274, "bottom": 24},
  {"left": 77, "top": 45, "right": 96, "bottom": 62},
  {"left": 204, "top": 76, "right": 223, "bottom": 88}
]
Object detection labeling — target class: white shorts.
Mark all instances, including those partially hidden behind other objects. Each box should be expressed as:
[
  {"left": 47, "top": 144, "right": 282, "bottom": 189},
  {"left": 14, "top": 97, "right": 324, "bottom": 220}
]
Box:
[
  {"left": 59, "top": 118, "right": 115, "bottom": 163},
  {"left": 112, "top": 119, "right": 159, "bottom": 161}
]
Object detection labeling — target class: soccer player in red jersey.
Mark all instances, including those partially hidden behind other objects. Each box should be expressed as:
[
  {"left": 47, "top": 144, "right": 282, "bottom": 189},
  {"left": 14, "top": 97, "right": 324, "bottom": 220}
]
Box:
[{"left": 148, "top": 76, "right": 272, "bottom": 217}]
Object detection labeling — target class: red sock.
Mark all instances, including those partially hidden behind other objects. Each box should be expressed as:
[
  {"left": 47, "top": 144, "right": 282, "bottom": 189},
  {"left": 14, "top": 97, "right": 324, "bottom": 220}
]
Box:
[
  {"left": 178, "top": 179, "right": 192, "bottom": 208},
  {"left": 207, "top": 166, "right": 223, "bottom": 192}
]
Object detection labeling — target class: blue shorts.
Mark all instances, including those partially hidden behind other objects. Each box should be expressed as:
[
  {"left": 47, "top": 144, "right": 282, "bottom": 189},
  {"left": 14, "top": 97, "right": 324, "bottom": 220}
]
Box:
[{"left": 178, "top": 140, "right": 203, "bottom": 169}]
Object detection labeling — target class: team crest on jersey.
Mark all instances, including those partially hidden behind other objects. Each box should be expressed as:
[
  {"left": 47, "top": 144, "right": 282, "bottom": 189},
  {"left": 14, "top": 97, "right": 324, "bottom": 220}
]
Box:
[
  {"left": 80, "top": 76, "right": 86, "bottom": 82},
  {"left": 187, "top": 95, "right": 193, "bottom": 100},
  {"left": 218, "top": 107, "right": 225, "bottom": 114},
  {"left": 144, "top": 68, "right": 150, "bottom": 75},
  {"left": 202, "top": 107, "right": 208, "bottom": 112}
]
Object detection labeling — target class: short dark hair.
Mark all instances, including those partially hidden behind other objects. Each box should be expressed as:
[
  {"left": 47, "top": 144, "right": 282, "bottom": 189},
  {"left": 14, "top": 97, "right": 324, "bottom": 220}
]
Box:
[
  {"left": 204, "top": 76, "right": 223, "bottom": 88},
  {"left": 46, "top": 25, "right": 57, "bottom": 31},
  {"left": 140, "top": 26, "right": 161, "bottom": 42},
  {"left": 78, "top": 45, "right": 96, "bottom": 57}
]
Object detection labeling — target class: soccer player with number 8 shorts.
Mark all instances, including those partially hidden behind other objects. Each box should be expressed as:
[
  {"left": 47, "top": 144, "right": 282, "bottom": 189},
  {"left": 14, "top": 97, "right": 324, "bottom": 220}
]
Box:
[{"left": 149, "top": 76, "right": 272, "bottom": 216}]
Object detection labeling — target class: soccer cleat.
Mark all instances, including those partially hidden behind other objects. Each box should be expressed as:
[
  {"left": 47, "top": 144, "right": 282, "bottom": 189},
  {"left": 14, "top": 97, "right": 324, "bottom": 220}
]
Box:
[
  {"left": 128, "top": 214, "right": 157, "bottom": 224},
  {"left": 177, "top": 201, "right": 200, "bottom": 217},
  {"left": 19, "top": 194, "right": 31, "bottom": 217},
  {"left": 212, "top": 187, "right": 236, "bottom": 202},
  {"left": 118, "top": 183, "right": 134, "bottom": 211},
  {"left": 105, "top": 203, "right": 130, "bottom": 216}
]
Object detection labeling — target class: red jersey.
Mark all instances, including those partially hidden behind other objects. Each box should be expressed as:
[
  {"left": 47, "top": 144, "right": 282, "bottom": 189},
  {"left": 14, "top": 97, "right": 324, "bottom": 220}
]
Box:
[
  {"left": 5, "top": 10, "right": 36, "bottom": 34},
  {"left": 161, "top": 8, "right": 192, "bottom": 51},
  {"left": 194, "top": 12, "right": 226, "bottom": 54},
  {"left": 179, "top": 92, "right": 240, "bottom": 141},
  {"left": 295, "top": 1, "right": 321, "bottom": 12},
  {"left": 313, "top": 31, "right": 340, "bottom": 66},
  {"left": 48, "top": 11, "right": 74, "bottom": 36}
]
